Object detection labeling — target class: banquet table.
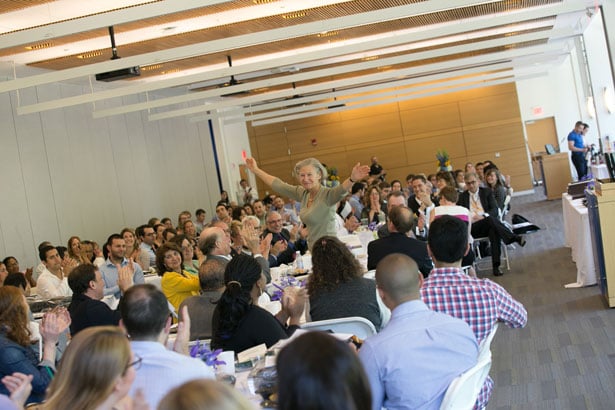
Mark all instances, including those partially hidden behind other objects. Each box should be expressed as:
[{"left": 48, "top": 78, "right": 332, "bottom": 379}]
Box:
[
  {"left": 562, "top": 193, "right": 597, "bottom": 287},
  {"left": 591, "top": 164, "right": 610, "bottom": 180}
]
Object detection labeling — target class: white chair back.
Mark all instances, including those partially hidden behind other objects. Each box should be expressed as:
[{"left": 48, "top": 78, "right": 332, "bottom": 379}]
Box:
[
  {"left": 300, "top": 316, "right": 377, "bottom": 339},
  {"left": 439, "top": 354, "right": 492, "bottom": 410},
  {"left": 478, "top": 323, "right": 498, "bottom": 361}
]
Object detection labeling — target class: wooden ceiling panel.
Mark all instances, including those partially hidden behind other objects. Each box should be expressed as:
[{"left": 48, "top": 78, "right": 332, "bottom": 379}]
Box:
[{"left": 0, "top": 0, "right": 54, "bottom": 14}]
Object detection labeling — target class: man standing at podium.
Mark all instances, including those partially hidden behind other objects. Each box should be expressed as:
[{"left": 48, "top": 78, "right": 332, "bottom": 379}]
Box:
[{"left": 568, "top": 120, "right": 589, "bottom": 180}]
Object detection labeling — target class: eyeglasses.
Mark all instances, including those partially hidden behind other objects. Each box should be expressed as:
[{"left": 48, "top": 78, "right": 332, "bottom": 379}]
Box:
[
  {"left": 466, "top": 180, "right": 478, "bottom": 185},
  {"left": 125, "top": 355, "right": 142, "bottom": 373},
  {"left": 268, "top": 219, "right": 283, "bottom": 224}
]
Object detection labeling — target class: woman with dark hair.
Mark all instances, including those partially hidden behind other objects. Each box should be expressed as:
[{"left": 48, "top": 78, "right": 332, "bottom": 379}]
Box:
[
  {"left": 156, "top": 243, "right": 200, "bottom": 312},
  {"left": 231, "top": 206, "right": 247, "bottom": 222},
  {"left": 435, "top": 170, "right": 456, "bottom": 193},
  {"left": 211, "top": 254, "right": 306, "bottom": 352},
  {"left": 43, "top": 326, "right": 139, "bottom": 410},
  {"left": 276, "top": 332, "right": 371, "bottom": 410},
  {"left": 3, "top": 257, "right": 35, "bottom": 288},
  {"left": 219, "top": 191, "right": 230, "bottom": 206},
  {"left": 308, "top": 236, "right": 382, "bottom": 330},
  {"left": 0, "top": 286, "right": 70, "bottom": 404},
  {"left": 485, "top": 168, "right": 509, "bottom": 212},
  {"left": 360, "top": 186, "right": 385, "bottom": 225},
  {"left": 169, "top": 235, "right": 199, "bottom": 276},
  {"left": 0, "top": 262, "right": 7, "bottom": 286},
  {"left": 454, "top": 169, "right": 466, "bottom": 191}
]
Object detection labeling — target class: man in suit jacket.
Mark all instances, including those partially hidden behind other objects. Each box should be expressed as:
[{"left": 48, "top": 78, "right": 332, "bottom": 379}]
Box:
[
  {"left": 198, "top": 224, "right": 271, "bottom": 282},
  {"left": 458, "top": 172, "right": 525, "bottom": 276},
  {"left": 367, "top": 206, "right": 433, "bottom": 276},
  {"left": 262, "top": 211, "right": 307, "bottom": 267}
]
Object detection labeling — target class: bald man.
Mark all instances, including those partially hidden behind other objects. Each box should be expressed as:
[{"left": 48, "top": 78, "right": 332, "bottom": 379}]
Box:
[{"left": 358, "top": 253, "right": 478, "bottom": 410}]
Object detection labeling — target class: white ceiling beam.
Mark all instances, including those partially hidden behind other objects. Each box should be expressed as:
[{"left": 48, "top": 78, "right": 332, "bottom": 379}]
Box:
[
  {"left": 12, "top": 3, "right": 584, "bottom": 115},
  {"left": 97, "top": 29, "right": 571, "bottom": 120},
  {"left": 145, "top": 40, "right": 568, "bottom": 121},
  {"left": 250, "top": 72, "right": 546, "bottom": 126},
  {"left": 1, "top": 0, "right": 232, "bottom": 48},
  {"left": 227, "top": 68, "right": 545, "bottom": 123},
  {"left": 0, "top": 0, "right": 584, "bottom": 94}
]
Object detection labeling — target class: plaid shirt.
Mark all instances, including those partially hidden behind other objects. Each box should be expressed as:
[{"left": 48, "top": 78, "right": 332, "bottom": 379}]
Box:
[{"left": 421, "top": 267, "right": 528, "bottom": 409}]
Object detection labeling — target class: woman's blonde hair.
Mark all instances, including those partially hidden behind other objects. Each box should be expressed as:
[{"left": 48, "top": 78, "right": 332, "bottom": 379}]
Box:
[
  {"left": 293, "top": 158, "right": 328, "bottom": 184},
  {"left": 158, "top": 379, "right": 253, "bottom": 410},
  {"left": 44, "top": 326, "right": 131, "bottom": 410}
]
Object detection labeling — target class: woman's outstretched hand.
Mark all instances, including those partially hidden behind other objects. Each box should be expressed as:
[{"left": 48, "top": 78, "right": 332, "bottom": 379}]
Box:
[
  {"left": 245, "top": 157, "right": 258, "bottom": 172},
  {"left": 350, "top": 163, "right": 370, "bottom": 182}
]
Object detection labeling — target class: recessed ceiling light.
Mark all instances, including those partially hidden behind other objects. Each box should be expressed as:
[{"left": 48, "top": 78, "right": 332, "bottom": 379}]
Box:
[
  {"left": 282, "top": 12, "right": 306, "bottom": 19},
  {"left": 317, "top": 31, "right": 338, "bottom": 38},
  {"left": 141, "top": 64, "right": 163, "bottom": 71},
  {"left": 77, "top": 51, "right": 103, "bottom": 59},
  {"left": 25, "top": 42, "right": 53, "bottom": 50}
]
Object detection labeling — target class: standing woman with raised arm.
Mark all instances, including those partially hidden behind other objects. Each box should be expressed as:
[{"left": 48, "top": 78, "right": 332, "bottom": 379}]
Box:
[{"left": 245, "top": 157, "right": 369, "bottom": 248}]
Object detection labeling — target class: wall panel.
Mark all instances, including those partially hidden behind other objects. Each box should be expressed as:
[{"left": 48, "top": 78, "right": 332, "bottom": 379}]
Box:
[
  {"left": 249, "top": 83, "right": 532, "bottom": 198},
  {"left": 0, "top": 84, "right": 219, "bottom": 267},
  {"left": 399, "top": 103, "right": 462, "bottom": 136}
]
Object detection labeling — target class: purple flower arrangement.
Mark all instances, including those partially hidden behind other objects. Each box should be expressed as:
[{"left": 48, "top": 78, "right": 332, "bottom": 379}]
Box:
[
  {"left": 270, "top": 275, "right": 305, "bottom": 302},
  {"left": 189, "top": 340, "right": 225, "bottom": 368}
]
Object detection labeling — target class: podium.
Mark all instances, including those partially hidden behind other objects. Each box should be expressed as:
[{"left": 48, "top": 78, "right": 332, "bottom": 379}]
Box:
[{"left": 539, "top": 152, "right": 572, "bottom": 200}]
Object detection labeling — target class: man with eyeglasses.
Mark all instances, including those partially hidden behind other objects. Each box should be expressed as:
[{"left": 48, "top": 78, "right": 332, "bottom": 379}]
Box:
[
  {"left": 120, "top": 284, "right": 214, "bottom": 409},
  {"left": 458, "top": 172, "right": 525, "bottom": 276},
  {"left": 263, "top": 211, "right": 307, "bottom": 267}
]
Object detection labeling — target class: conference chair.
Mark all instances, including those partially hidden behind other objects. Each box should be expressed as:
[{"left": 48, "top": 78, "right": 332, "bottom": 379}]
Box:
[
  {"left": 300, "top": 316, "right": 377, "bottom": 340},
  {"left": 439, "top": 354, "right": 493, "bottom": 410}
]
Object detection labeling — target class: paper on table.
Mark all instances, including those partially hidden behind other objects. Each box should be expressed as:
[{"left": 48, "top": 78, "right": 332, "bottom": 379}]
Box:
[{"left": 237, "top": 343, "right": 267, "bottom": 363}]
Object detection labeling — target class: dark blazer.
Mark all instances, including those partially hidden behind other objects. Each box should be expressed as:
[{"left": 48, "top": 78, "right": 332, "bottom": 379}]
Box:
[
  {"left": 367, "top": 232, "right": 433, "bottom": 276},
  {"left": 458, "top": 188, "right": 498, "bottom": 217},
  {"left": 262, "top": 228, "right": 307, "bottom": 267},
  {"left": 407, "top": 194, "right": 439, "bottom": 216},
  {"left": 68, "top": 293, "right": 121, "bottom": 336}
]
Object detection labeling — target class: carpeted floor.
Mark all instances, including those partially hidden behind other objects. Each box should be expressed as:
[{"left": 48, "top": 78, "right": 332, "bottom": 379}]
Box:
[{"left": 486, "top": 191, "right": 614, "bottom": 409}]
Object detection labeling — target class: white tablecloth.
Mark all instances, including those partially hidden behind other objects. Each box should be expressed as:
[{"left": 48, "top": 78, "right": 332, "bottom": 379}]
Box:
[
  {"left": 591, "top": 164, "right": 610, "bottom": 180},
  {"left": 562, "top": 194, "right": 597, "bottom": 287}
]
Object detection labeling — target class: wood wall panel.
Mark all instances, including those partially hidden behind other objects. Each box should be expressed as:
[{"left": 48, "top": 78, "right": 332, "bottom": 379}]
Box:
[
  {"left": 341, "top": 111, "right": 402, "bottom": 145},
  {"left": 251, "top": 122, "right": 285, "bottom": 137},
  {"left": 256, "top": 132, "right": 288, "bottom": 160},
  {"left": 459, "top": 93, "right": 521, "bottom": 126},
  {"left": 287, "top": 122, "right": 344, "bottom": 155},
  {"left": 284, "top": 111, "right": 341, "bottom": 131},
  {"left": 399, "top": 103, "right": 462, "bottom": 136},
  {"left": 340, "top": 101, "right": 399, "bottom": 120},
  {"left": 464, "top": 122, "right": 525, "bottom": 156},
  {"left": 404, "top": 132, "right": 467, "bottom": 165},
  {"left": 248, "top": 83, "right": 532, "bottom": 193}
]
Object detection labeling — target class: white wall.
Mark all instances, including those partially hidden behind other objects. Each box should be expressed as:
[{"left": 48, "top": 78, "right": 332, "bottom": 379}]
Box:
[
  {"left": 0, "top": 82, "right": 219, "bottom": 268},
  {"left": 213, "top": 112, "right": 257, "bottom": 204},
  {"left": 515, "top": 12, "right": 615, "bottom": 179},
  {"left": 584, "top": 10, "right": 615, "bottom": 140}
]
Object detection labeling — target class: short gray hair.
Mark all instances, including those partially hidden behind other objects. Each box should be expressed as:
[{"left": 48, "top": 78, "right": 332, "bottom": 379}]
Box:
[{"left": 293, "top": 158, "right": 328, "bottom": 185}]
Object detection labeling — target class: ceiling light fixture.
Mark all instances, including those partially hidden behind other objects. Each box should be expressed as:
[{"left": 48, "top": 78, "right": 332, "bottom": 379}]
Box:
[
  {"left": 317, "top": 31, "right": 339, "bottom": 38},
  {"left": 282, "top": 12, "right": 306, "bottom": 19},
  {"left": 77, "top": 51, "right": 103, "bottom": 59},
  {"left": 24, "top": 42, "right": 53, "bottom": 50},
  {"left": 141, "top": 64, "right": 163, "bottom": 71}
]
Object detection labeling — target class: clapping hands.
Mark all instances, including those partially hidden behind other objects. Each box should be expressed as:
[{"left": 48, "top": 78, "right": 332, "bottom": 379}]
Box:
[{"left": 41, "top": 307, "right": 71, "bottom": 345}]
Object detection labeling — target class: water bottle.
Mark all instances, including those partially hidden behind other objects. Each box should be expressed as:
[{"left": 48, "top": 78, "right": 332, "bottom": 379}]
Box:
[
  {"left": 302, "top": 251, "right": 312, "bottom": 272},
  {"left": 294, "top": 251, "right": 304, "bottom": 274}
]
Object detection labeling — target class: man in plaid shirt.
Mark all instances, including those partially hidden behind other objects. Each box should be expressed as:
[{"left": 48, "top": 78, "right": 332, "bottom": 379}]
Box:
[{"left": 421, "top": 215, "right": 527, "bottom": 409}]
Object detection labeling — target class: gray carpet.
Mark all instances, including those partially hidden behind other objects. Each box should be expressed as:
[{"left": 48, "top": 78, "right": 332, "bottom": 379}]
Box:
[{"left": 485, "top": 191, "right": 614, "bottom": 409}]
